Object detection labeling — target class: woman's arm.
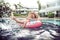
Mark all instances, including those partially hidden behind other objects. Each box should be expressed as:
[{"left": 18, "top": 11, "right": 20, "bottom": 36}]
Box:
[
  {"left": 13, "top": 17, "right": 24, "bottom": 24},
  {"left": 11, "top": 12, "right": 24, "bottom": 24}
]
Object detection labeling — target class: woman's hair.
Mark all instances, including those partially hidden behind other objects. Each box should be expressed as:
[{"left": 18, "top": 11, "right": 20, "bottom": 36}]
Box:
[{"left": 27, "top": 11, "right": 40, "bottom": 19}]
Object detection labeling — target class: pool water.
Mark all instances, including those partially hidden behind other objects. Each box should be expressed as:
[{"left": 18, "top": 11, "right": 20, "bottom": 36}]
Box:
[
  {"left": 0, "top": 18, "right": 60, "bottom": 40},
  {"left": 41, "top": 19, "right": 60, "bottom": 26}
]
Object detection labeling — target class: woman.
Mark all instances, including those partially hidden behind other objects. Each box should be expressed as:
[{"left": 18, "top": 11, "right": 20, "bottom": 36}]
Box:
[{"left": 11, "top": 11, "right": 42, "bottom": 28}]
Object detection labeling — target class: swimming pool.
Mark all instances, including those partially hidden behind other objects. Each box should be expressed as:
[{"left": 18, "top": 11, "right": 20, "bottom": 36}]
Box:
[
  {"left": 0, "top": 18, "right": 60, "bottom": 40},
  {"left": 41, "top": 19, "right": 60, "bottom": 26}
]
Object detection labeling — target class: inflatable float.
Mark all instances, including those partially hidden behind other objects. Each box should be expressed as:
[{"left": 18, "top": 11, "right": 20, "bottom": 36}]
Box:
[{"left": 25, "top": 21, "right": 42, "bottom": 28}]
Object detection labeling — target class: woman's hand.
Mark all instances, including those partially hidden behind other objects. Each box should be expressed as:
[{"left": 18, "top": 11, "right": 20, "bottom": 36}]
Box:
[
  {"left": 11, "top": 16, "right": 16, "bottom": 20},
  {"left": 10, "top": 12, "right": 16, "bottom": 20}
]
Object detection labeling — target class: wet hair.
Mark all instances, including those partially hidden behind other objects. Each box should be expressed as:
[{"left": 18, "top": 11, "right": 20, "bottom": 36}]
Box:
[
  {"left": 27, "top": 11, "right": 40, "bottom": 19},
  {"left": 31, "top": 12, "right": 38, "bottom": 18}
]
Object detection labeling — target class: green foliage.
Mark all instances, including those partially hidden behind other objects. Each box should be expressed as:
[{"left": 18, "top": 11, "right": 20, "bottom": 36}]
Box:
[
  {"left": 14, "top": 13, "right": 20, "bottom": 16},
  {"left": 47, "top": 12, "right": 54, "bottom": 18},
  {"left": 14, "top": 13, "right": 27, "bottom": 18}
]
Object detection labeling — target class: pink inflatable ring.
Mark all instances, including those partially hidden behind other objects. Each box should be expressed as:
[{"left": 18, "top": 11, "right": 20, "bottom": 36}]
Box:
[{"left": 25, "top": 21, "right": 42, "bottom": 28}]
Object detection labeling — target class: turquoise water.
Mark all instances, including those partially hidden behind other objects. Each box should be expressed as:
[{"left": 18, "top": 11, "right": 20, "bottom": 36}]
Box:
[{"left": 41, "top": 19, "right": 60, "bottom": 26}]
